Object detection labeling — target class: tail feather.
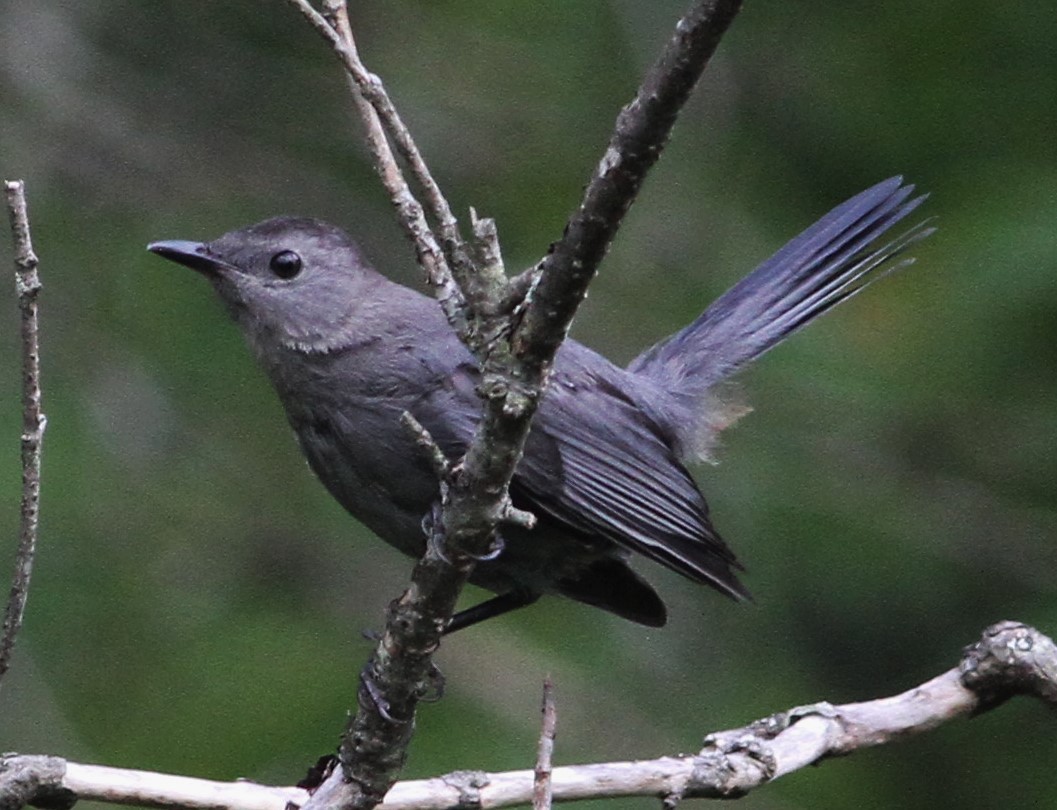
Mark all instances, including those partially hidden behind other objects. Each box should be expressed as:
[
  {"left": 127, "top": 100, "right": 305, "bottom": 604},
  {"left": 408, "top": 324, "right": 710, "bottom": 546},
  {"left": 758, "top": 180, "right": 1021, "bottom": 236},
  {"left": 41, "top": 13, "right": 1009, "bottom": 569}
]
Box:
[
  {"left": 554, "top": 556, "right": 671, "bottom": 627},
  {"left": 628, "top": 177, "right": 933, "bottom": 394}
]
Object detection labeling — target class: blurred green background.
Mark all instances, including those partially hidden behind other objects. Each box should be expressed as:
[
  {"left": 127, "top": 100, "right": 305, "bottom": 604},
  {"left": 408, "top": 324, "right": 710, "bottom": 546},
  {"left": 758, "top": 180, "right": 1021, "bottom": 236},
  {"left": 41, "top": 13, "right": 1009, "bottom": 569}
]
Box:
[{"left": 1, "top": 1, "right": 1055, "bottom": 808}]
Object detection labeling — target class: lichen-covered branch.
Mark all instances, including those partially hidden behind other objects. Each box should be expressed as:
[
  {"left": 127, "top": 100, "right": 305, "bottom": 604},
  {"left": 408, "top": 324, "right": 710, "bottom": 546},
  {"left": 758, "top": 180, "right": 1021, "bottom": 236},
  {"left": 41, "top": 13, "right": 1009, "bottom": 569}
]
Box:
[
  {"left": 0, "top": 180, "right": 47, "bottom": 694},
  {"left": 3, "top": 622, "right": 1053, "bottom": 810}
]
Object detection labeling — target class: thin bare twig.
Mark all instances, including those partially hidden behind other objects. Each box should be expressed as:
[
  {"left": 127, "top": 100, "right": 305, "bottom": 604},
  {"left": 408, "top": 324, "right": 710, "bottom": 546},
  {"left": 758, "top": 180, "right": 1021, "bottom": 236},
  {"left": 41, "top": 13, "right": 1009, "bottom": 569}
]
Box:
[
  {"left": 0, "top": 180, "right": 46, "bottom": 693},
  {"left": 3, "top": 622, "right": 1054, "bottom": 809},
  {"left": 318, "top": 0, "right": 461, "bottom": 243},
  {"left": 533, "top": 678, "right": 557, "bottom": 810},
  {"left": 281, "top": 0, "right": 472, "bottom": 334},
  {"left": 399, "top": 412, "right": 451, "bottom": 482},
  {"left": 293, "top": 1, "right": 515, "bottom": 353}
]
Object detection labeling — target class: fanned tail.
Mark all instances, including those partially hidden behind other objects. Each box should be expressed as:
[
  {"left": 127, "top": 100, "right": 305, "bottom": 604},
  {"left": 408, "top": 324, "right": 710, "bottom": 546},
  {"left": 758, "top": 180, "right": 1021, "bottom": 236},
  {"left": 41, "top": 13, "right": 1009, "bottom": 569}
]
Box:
[{"left": 628, "top": 177, "right": 934, "bottom": 395}]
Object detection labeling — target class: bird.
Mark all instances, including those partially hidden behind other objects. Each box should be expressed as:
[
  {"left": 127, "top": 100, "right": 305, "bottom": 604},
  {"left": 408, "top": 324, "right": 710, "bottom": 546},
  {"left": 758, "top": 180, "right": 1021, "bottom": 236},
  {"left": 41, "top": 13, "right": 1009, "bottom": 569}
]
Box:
[{"left": 148, "top": 176, "right": 930, "bottom": 632}]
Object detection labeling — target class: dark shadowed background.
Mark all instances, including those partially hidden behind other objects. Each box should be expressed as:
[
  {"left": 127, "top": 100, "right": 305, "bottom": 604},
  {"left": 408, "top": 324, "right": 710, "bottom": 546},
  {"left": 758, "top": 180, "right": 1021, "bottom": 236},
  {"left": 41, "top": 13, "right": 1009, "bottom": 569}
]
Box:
[{"left": 1, "top": 2, "right": 1055, "bottom": 808}]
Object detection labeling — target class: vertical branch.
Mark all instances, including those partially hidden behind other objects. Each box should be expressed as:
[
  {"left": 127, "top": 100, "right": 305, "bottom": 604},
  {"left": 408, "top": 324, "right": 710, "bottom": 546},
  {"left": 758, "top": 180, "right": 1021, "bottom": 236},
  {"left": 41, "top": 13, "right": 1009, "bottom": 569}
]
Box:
[
  {"left": 533, "top": 677, "right": 557, "bottom": 810},
  {"left": 0, "top": 180, "right": 46, "bottom": 691}
]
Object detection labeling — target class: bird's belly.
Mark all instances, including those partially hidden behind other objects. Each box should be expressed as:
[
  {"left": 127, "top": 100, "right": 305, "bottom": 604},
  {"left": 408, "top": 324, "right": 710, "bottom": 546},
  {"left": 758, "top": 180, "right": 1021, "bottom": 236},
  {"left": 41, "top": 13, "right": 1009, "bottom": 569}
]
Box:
[
  {"left": 290, "top": 402, "right": 617, "bottom": 600},
  {"left": 294, "top": 411, "right": 437, "bottom": 558}
]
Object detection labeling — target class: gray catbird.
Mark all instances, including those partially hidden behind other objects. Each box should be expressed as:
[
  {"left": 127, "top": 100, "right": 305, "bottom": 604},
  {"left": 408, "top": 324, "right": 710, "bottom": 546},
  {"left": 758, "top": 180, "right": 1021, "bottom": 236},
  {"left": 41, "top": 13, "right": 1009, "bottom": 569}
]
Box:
[{"left": 149, "top": 177, "right": 929, "bottom": 631}]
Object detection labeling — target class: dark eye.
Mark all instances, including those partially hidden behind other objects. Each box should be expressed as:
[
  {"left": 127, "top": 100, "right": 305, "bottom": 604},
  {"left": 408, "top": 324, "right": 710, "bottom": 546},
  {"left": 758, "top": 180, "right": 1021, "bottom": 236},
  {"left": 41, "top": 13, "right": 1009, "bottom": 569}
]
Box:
[{"left": 269, "top": 250, "right": 302, "bottom": 279}]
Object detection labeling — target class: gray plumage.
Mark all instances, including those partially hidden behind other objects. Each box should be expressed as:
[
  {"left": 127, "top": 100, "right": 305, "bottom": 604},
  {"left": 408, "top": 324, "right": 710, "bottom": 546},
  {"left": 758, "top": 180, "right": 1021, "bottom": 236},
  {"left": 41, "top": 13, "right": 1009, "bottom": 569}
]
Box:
[{"left": 148, "top": 177, "right": 931, "bottom": 629}]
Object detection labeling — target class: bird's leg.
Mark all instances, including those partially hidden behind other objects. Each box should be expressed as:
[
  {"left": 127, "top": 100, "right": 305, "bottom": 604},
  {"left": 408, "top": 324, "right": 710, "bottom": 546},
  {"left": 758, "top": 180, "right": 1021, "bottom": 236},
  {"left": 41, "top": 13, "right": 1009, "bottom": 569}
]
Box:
[{"left": 445, "top": 590, "right": 541, "bottom": 634}]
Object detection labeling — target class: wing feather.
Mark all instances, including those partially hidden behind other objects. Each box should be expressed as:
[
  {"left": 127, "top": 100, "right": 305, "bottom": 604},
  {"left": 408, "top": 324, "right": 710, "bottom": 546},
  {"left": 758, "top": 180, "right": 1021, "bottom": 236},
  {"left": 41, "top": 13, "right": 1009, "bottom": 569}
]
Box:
[{"left": 516, "top": 368, "right": 750, "bottom": 601}]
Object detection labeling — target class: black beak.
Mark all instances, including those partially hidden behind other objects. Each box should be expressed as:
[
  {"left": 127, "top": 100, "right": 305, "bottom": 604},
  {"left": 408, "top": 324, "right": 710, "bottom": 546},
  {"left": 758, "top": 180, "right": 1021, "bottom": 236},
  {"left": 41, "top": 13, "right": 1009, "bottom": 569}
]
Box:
[{"left": 147, "top": 240, "right": 228, "bottom": 276}]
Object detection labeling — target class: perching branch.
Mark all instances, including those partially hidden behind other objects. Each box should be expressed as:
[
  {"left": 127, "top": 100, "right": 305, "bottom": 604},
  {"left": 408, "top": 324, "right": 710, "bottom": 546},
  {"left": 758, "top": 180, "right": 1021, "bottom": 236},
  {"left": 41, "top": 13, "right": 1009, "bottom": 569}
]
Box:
[
  {"left": 279, "top": 3, "right": 744, "bottom": 808},
  {"left": 0, "top": 180, "right": 46, "bottom": 694},
  {"left": 3, "top": 622, "right": 1053, "bottom": 809}
]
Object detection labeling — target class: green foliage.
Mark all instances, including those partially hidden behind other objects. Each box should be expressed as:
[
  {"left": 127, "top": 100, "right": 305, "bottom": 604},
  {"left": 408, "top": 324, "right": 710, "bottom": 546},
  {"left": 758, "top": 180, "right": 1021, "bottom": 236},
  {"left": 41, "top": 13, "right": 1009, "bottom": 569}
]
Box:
[{"left": 1, "top": 2, "right": 1054, "bottom": 808}]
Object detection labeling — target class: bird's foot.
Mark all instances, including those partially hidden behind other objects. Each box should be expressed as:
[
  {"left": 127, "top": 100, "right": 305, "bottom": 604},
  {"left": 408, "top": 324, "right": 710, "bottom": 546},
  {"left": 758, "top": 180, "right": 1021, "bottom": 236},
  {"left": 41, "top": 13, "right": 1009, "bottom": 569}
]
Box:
[{"left": 423, "top": 501, "right": 506, "bottom": 563}]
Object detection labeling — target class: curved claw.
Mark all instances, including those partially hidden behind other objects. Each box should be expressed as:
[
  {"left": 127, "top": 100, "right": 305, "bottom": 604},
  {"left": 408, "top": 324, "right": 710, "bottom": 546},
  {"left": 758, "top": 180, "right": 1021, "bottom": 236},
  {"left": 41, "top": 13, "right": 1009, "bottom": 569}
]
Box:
[
  {"left": 472, "top": 534, "right": 505, "bottom": 562},
  {"left": 420, "top": 662, "right": 446, "bottom": 703},
  {"left": 422, "top": 501, "right": 454, "bottom": 564},
  {"left": 359, "top": 668, "right": 410, "bottom": 726}
]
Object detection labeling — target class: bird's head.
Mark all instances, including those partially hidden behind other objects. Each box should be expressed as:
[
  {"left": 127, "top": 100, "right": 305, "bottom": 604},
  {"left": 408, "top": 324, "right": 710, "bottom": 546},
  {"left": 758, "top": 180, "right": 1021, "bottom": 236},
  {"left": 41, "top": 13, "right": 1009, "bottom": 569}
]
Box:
[{"left": 149, "top": 216, "right": 384, "bottom": 355}]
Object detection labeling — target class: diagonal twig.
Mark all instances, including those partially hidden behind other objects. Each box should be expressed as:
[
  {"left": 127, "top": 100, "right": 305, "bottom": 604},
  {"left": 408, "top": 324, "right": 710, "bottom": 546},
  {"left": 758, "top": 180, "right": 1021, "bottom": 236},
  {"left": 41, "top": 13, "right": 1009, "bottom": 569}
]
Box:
[
  {"left": 282, "top": 0, "right": 474, "bottom": 333},
  {"left": 514, "top": 0, "right": 743, "bottom": 369}
]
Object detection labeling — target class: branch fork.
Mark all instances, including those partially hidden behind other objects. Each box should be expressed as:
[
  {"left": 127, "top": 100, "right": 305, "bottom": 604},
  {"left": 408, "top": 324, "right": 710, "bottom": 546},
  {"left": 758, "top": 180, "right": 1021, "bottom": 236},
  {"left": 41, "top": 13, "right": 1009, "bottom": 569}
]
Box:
[{"left": 275, "top": 2, "right": 746, "bottom": 806}]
